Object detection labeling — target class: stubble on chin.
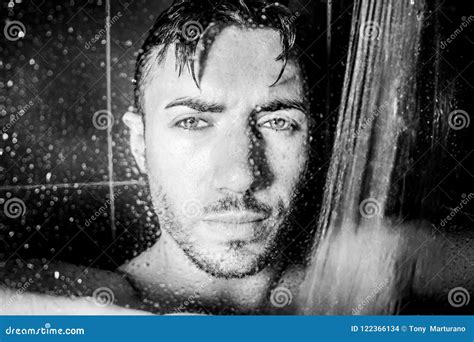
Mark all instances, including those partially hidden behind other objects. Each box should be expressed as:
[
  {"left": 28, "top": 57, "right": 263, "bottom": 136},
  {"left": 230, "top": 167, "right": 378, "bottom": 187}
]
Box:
[
  {"left": 151, "top": 195, "right": 288, "bottom": 278},
  {"left": 147, "top": 169, "right": 306, "bottom": 278}
]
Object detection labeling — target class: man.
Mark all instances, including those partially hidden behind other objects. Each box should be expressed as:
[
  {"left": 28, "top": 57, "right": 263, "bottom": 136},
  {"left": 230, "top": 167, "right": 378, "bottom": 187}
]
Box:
[
  {"left": 1, "top": 0, "right": 472, "bottom": 315},
  {"left": 1, "top": 0, "right": 317, "bottom": 315},
  {"left": 118, "top": 0, "right": 316, "bottom": 313}
]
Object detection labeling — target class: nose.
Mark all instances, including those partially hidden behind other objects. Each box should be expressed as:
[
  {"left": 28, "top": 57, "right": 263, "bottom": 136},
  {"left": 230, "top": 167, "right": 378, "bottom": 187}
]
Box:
[{"left": 211, "top": 122, "right": 270, "bottom": 194}]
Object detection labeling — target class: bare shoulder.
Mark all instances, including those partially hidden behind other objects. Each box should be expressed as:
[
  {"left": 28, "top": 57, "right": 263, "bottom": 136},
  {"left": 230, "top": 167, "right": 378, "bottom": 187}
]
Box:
[
  {"left": 280, "top": 264, "right": 306, "bottom": 289},
  {"left": 275, "top": 263, "right": 306, "bottom": 311},
  {"left": 275, "top": 220, "right": 473, "bottom": 314},
  {"left": 0, "top": 258, "right": 142, "bottom": 308}
]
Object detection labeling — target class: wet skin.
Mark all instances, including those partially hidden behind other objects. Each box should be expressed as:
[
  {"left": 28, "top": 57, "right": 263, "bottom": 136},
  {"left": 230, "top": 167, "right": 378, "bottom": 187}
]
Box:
[
  {"left": 120, "top": 26, "right": 309, "bottom": 313},
  {"left": 1, "top": 27, "right": 473, "bottom": 315}
]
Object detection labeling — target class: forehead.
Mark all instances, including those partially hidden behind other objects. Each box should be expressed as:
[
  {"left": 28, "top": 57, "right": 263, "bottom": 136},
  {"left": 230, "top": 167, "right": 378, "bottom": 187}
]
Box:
[
  {"left": 200, "top": 27, "right": 293, "bottom": 84},
  {"left": 142, "top": 26, "right": 304, "bottom": 112}
]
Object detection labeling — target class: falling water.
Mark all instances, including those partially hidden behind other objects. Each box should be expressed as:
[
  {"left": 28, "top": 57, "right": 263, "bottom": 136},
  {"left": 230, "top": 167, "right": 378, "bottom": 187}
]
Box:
[
  {"left": 325, "top": 0, "right": 332, "bottom": 120},
  {"left": 105, "top": 0, "right": 116, "bottom": 240},
  {"left": 297, "top": 0, "right": 431, "bottom": 314}
]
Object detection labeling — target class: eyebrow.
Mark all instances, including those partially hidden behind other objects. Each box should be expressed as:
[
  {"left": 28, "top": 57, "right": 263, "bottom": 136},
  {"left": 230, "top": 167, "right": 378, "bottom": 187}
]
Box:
[
  {"left": 164, "top": 98, "right": 225, "bottom": 113},
  {"left": 164, "top": 97, "right": 307, "bottom": 115},
  {"left": 257, "top": 99, "right": 308, "bottom": 115}
]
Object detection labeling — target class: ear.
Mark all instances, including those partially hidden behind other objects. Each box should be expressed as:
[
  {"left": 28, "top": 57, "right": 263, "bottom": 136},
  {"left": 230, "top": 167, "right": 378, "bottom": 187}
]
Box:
[{"left": 123, "top": 110, "right": 147, "bottom": 173}]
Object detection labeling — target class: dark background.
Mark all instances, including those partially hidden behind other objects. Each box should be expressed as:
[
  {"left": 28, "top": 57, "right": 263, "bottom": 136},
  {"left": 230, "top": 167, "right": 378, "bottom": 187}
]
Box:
[{"left": 1, "top": 0, "right": 472, "bottom": 275}]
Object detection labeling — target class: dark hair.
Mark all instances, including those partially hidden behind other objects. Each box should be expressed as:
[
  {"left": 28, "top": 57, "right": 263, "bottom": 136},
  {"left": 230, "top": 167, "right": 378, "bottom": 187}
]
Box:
[{"left": 133, "top": 0, "right": 297, "bottom": 116}]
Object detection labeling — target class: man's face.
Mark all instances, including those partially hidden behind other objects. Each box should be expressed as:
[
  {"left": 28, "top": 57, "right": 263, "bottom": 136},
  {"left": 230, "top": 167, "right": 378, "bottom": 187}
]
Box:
[{"left": 142, "top": 27, "right": 309, "bottom": 278}]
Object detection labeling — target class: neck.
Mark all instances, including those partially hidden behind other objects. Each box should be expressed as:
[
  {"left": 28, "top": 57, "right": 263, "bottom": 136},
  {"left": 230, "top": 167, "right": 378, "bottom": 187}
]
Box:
[{"left": 119, "top": 230, "right": 287, "bottom": 314}]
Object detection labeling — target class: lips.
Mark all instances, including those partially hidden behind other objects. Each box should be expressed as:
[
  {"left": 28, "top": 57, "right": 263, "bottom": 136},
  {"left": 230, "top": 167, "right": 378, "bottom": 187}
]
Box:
[{"left": 202, "top": 210, "right": 269, "bottom": 224}]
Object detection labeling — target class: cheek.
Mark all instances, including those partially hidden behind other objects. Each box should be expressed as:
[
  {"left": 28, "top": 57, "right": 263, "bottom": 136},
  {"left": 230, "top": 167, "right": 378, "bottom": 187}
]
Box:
[
  {"left": 265, "top": 134, "right": 308, "bottom": 196},
  {"left": 145, "top": 127, "right": 212, "bottom": 202}
]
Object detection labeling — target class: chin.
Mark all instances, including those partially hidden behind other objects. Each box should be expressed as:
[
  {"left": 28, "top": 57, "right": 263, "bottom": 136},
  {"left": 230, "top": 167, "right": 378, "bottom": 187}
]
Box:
[{"left": 182, "top": 241, "right": 274, "bottom": 279}]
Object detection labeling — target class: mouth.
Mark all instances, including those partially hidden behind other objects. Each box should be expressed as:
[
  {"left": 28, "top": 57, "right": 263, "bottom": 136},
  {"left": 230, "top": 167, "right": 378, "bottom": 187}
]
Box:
[{"left": 202, "top": 211, "right": 269, "bottom": 224}]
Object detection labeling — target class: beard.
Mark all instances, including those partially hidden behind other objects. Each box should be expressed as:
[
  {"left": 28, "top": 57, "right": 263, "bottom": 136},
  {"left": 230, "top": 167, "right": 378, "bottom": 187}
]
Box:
[{"left": 148, "top": 183, "right": 303, "bottom": 279}]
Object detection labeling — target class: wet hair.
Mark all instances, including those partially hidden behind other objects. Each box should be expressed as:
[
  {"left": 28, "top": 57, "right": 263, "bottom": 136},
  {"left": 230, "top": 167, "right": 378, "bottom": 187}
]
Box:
[{"left": 133, "top": 0, "right": 296, "bottom": 116}]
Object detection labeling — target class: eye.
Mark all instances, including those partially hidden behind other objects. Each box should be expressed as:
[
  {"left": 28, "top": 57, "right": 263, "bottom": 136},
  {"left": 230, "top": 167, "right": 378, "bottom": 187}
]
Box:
[
  {"left": 175, "top": 117, "right": 211, "bottom": 130},
  {"left": 258, "top": 117, "right": 297, "bottom": 131}
]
